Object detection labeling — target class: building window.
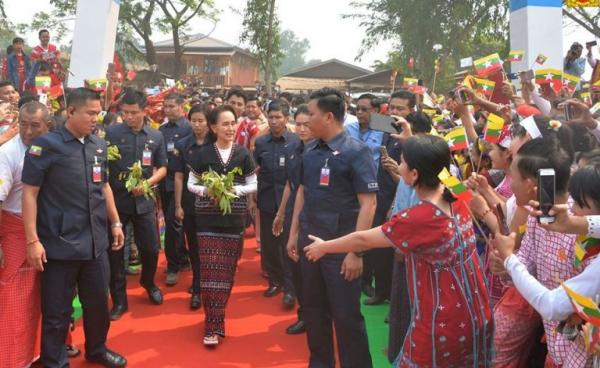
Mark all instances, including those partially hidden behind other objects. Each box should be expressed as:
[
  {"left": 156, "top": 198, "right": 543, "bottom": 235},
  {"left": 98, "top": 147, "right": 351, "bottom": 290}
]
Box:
[{"left": 204, "top": 58, "right": 219, "bottom": 74}]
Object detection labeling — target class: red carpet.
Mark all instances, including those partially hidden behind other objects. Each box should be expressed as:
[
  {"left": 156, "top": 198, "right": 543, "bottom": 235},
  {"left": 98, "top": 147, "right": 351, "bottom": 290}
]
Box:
[{"left": 71, "top": 237, "right": 309, "bottom": 368}]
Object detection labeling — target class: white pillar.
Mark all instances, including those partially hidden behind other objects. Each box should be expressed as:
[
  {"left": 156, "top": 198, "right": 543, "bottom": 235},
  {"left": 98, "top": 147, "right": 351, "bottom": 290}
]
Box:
[
  {"left": 509, "top": 0, "right": 563, "bottom": 72},
  {"left": 68, "top": 0, "right": 120, "bottom": 87}
]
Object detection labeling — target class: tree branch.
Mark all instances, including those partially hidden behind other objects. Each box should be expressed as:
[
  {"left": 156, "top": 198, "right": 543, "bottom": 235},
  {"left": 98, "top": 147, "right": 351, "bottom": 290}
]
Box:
[
  {"left": 181, "top": 0, "right": 206, "bottom": 25},
  {"left": 563, "top": 8, "right": 600, "bottom": 37}
]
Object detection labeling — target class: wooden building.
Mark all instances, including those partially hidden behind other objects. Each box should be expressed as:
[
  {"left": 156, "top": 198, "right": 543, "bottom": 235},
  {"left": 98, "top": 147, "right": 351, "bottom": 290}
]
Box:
[
  {"left": 276, "top": 59, "right": 371, "bottom": 92},
  {"left": 153, "top": 33, "right": 259, "bottom": 88},
  {"left": 346, "top": 69, "right": 403, "bottom": 92}
]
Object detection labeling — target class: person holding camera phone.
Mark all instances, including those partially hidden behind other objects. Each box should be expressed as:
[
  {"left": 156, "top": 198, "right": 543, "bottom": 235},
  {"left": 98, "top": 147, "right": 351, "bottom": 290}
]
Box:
[{"left": 564, "top": 42, "right": 586, "bottom": 86}]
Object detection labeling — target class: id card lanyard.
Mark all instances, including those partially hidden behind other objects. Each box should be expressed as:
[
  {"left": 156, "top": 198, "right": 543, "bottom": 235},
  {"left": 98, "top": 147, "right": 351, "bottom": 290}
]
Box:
[
  {"left": 319, "top": 158, "right": 330, "bottom": 187},
  {"left": 92, "top": 156, "right": 102, "bottom": 183},
  {"left": 142, "top": 144, "right": 152, "bottom": 166}
]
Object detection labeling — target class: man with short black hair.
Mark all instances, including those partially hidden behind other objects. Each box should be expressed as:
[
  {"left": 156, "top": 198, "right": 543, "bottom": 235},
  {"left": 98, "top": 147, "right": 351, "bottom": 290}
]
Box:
[
  {"left": 0, "top": 81, "right": 20, "bottom": 107},
  {"left": 288, "top": 87, "right": 375, "bottom": 367},
  {"left": 346, "top": 93, "right": 401, "bottom": 306},
  {"left": 225, "top": 89, "right": 247, "bottom": 119},
  {"left": 160, "top": 92, "right": 192, "bottom": 286},
  {"left": 106, "top": 89, "right": 167, "bottom": 320},
  {"left": 22, "top": 88, "right": 126, "bottom": 367},
  {"left": 388, "top": 89, "right": 416, "bottom": 118},
  {"left": 6, "top": 37, "right": 31, "bottom": 93},
  {"left": 31, "top": 29, "right": 62, "bottom": 83},
  {"left": 0, "top": 101, "right": 52, "bottom": 368}
]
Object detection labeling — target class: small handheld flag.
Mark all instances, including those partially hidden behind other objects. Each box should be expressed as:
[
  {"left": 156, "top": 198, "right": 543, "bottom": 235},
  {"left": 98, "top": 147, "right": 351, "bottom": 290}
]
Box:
[
  {"left": 473, "top": 53, "right": 503, "bottom": 77},
  {"left": 573, "top": 235, "right": 600, "bottom": 268},
  {"left": 85, "top": 78, "right": 108, "bottom": 92},
  {"left": 535, "top": 54, "right": 548, "bottom": 65},
  {"left": 35, "top": 76, "right": 51, "bottom": 93},
  {"left": 444, "top": 127, "right": 468, "bottom": 151},
  {"left": 483, "top": 113, "right": 505, "bottom": 144},
  {"left": 561, "top": 283, "right": 600, "bottom": 327},
  {"left": 403, "top": 77, "right": 418, "bottom": 87},
  {"left": 507, "top": 50, "right": 525, "bottom": 62},
  {"left": 562, "top": 73, "right": 581, "bottom": 94},
  {"left": 438, "top": 167, "right": 472, "bottom": 202},
  {"left": 473, "top": 77, "right": 496, "bottom": 98}
]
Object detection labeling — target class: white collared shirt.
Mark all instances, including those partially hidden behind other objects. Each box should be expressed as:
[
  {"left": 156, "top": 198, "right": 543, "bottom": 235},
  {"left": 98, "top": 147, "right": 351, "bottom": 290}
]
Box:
[{"left": 0, "top": 135, "right": 27, "bottom": 214}]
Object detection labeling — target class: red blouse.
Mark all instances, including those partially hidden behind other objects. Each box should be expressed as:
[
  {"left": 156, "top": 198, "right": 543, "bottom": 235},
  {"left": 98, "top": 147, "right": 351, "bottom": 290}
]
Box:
[{"left": 382, "top": 200, "right": 493, "bottom": 367}]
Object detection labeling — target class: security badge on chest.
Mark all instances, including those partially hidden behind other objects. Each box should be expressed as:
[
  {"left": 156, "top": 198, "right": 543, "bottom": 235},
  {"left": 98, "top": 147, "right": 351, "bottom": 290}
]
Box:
[
  {"left": 319, "top": 158, "right": 330, "bottom": 187},
  {"left": 92, "top": 156, "right": 102, "bottom": 183}
]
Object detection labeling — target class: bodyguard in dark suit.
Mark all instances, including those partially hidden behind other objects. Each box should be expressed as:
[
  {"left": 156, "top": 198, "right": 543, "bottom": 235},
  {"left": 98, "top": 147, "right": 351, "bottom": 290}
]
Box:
[
  {"left": 287, "top": 88, "right": 377, "bottom": 368},
  {"left": 105, "top": 89, "right": 167, "bottom": 320},
  {"left": 159, "top": 93, "right": 192, "bottom": 286},
  {"left": 22, "top": 88, "right": 127, "bottom": 368},
  {"left": 346, "top": 93, "right": 401, "bottom": 305},
  {"left": 254, "top": 100, "right": 300, "bottom": 304}
]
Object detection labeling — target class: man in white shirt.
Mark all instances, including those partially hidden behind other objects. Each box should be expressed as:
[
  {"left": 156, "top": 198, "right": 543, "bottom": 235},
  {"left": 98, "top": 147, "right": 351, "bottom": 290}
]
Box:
[{"left": 0, "top": 101, "right": 52, "bottom": 368}]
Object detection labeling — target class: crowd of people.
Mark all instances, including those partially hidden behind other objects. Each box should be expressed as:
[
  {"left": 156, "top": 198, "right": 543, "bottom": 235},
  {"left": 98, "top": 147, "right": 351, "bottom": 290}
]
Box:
[{"left": 2, "top": 27, "right": 600, "bottom": 368}]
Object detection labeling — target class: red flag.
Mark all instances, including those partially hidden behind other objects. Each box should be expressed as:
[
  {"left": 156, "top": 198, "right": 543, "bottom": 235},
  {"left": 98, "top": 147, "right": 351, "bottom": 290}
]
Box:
[
  {"left": 126, "top": 70, "right": 137, "bottom": 81},
  {"left": 48, "top": 84, "right": 64, "bottom": 99}
]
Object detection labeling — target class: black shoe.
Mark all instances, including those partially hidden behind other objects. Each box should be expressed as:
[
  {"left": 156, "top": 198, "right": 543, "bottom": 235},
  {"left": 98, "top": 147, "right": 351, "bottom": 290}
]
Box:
[
  {"left": 361, "top": 284, "right": 375, "bottom": 298},
  {"left": 286, "top": 320, "right": 306, "bottom": 335},
  {"left": 263, "top": 285, "right": 282, "bottom": 298},
  {"left": 363, "top": 295, "right": 386, "bottom": 306},
  {"left": 282, "top": 293, "right": 295, "bottom": 309},
  {"left": 190, "top": 293, "right": 201, "bottom": 310},
  {"left": 85, "top": 349, "right": 127, "bottom": 367},
  {"left": 109, "top": 305, "right": 128, "bottom": 321},
  {"left": 146, "top": 287, "right": 163, "bottom": 305}
]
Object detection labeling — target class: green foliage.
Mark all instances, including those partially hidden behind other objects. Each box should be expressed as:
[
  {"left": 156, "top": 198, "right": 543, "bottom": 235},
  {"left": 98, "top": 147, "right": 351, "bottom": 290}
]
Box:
[
  {"left": 197, "top": 167, "right": 242, "bottom": 215},
  {"left": 120, "top": 160, "right": 155, "bottom": 200},
  {"left": 346, "top": 0, "right": 509, "bottom": 92},
  {"left": 278, "top": 29, "right": 310, "bottom": 76},
  {"left": 107, "top": 144, "right": 121, "bottom": 161},
  {"left": 563, "top": 6, "right": 600, "bottom": 38},
  {"left": 240, "top": 0, "right": 282, "bottom": 84}
]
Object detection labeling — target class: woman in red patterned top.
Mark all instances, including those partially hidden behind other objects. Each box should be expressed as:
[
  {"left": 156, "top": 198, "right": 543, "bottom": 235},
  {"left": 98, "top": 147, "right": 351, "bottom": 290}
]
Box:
[{"left": 304, "top": 135, "right": 493, "bottom": 367}]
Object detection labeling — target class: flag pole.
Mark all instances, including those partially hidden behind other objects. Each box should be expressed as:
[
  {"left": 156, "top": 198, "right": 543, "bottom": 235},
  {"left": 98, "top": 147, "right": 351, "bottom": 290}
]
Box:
[{"left": 432, "top": 70, "right": 438, "bottom": 94}]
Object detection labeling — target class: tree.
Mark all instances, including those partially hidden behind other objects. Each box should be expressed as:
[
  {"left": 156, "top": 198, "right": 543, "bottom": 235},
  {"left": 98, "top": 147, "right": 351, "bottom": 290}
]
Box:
[
  {"left": 278, "top": 29, "right": 310, "bottom": 76},
  {"left": 563, "top": 6, "right": 600, "bottom": 38},
  {"left": 240, "top": 0, "right": 282, "bottom": 95},
  {"left": 155, "top": 0, "right": 216, "bottom": 79},
  {"left": 346, "top": 0, "right": 509, "bottom": 91},
  {"left": 15, "top": 0, "right": 215, "bottom": 78}
]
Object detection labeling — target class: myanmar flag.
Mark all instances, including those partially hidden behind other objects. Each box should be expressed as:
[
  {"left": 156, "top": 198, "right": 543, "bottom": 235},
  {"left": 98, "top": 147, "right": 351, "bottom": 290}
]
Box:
[
  {"left": 473, "top": 77, "right": 496, "bottom": 97},
  {"left": 535, "top": 54, "right": 548, "bottom": 65},
  {"left": 403, "top": 77, "right": 418, "bottom": 87},
  {"left": 535, "top": 69, "right": 562, "bottom": 85},
  {"left": 507, "top": 50, "right": 525, "bottom": 62},
  {"left": 85, "top": 78, "right": 108, "bottom": 92},
  {"left": 438, "top": 167, "right": 472, "bottom": 202},
  {"left": 563, "top": 73, "right": 581, "bottom": 93},
  {"left": 35, "top": 76, "right": 51, "bottom": 92},
  {"left": 444, "top": 127, "right": 468, "bottom": 151},
  {"left": 473, "top": 53, "right": 503, "bottom": 77},
  {"left": 484, "top": 113, "right": 505, "bottom": 144},
  {"left": 574, "top": 235, "right": 600, "bottom": 268},
  {"left": 562, "top": 283, "right": 600, "bottom": 326}
]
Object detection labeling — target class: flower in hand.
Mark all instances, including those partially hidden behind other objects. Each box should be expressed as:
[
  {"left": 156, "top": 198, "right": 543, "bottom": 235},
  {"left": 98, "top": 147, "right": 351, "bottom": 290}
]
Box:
[{"left": 304, "top": 235, "right": 326, "bottom": 262}]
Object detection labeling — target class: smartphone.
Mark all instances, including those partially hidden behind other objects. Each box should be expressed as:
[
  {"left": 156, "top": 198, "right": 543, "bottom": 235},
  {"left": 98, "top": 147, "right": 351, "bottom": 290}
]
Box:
[
  {"left": 459, "top": 90, "right": 469, "bottom": 103},
  {"left": 564, "top": 103, "right": 575, "bottom": 121},
  {"left": 507, "top": 72, "right": 519, "bottom": 80},
  {"left": 587, "top": 41, "right": 597, "bottom": 48},
  {"left": 379, "top": 146, "right": 389, "bottom": 159},
  {"left": 538, "top": 168, "right": 556, "bottom": 224},
  {"left": 495, "top": 203, "right": 510, "bottom": 236},
  {"left": 370, "top": 113, "right": 400, "bottom": 134},
  {"left": 519, "top": 70, "right": 534, "bottom": 83}
]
